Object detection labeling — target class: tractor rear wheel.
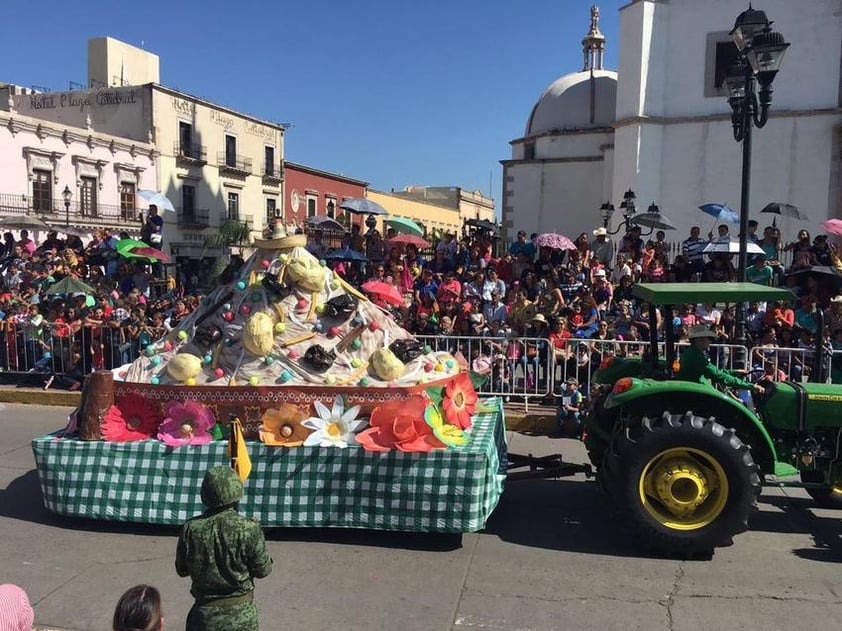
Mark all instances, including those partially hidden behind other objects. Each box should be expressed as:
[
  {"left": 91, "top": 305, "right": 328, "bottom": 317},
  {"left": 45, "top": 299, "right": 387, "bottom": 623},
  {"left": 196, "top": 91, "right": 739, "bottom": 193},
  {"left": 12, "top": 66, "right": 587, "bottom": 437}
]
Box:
[
  {"left": 603, "top": 411, "right": 761, "bottom": 555},
  {"left": 801, "top": 471, "right": 842, "bottom": 509}
]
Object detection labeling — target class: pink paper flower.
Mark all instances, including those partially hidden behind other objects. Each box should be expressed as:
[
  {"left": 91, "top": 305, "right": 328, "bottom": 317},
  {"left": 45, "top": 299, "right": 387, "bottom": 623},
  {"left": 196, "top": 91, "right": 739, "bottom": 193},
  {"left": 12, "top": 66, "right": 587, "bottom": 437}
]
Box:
[{"left": 157, "top": 400, "right": 215, "bottom": 447}]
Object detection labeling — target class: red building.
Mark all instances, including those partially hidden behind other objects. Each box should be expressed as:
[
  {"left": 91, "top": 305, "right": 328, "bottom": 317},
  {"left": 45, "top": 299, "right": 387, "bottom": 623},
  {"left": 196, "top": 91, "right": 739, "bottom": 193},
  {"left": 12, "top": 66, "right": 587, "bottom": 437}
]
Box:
[{"left": 283, "top": 162, "right": 368, "bottom": 229}]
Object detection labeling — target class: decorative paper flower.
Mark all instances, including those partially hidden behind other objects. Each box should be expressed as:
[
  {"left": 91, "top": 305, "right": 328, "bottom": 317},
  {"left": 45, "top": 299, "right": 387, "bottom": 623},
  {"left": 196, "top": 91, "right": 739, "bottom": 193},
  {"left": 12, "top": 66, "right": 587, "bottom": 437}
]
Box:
[
  {"left": 424, "top": 404, "right": 470, "bottom": 448},
  {"left": 157, "top": 400, "right": 215, "bottom": 447},
  {"left": 101, "top": 393, "right": 161, "bottom": 442},
  {"left": 301, "top": 396, "right": 364, "bottom": 448},
  {"left": 259, "top": 403, "right": 311, "bottom": 447},
  {"left": 441, "top": 373, "right": 478, "bottom": 430},
  {"left": 356, "top": 395, "right": 446, "bottom": 453}
]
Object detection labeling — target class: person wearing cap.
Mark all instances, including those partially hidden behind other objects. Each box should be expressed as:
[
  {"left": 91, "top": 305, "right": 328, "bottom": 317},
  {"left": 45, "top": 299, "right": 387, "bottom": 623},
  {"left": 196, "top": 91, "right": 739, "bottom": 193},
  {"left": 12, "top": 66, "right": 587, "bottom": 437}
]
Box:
[
  {"left": 590, "top": 227, "right": 614, "bottom": 267},
  {"left": 176, "top": 466, "right": 273, "bottom": 631},
  {"left": 676, "top": 325, "right": 764, "bottom": 393}
]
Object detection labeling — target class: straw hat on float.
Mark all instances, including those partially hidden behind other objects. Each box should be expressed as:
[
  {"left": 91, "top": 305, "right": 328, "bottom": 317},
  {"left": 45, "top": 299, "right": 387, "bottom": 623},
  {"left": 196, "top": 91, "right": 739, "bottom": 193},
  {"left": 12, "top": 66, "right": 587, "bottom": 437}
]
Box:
[{"left": 253, "top": 220, "right": 307, "bottom": 250}]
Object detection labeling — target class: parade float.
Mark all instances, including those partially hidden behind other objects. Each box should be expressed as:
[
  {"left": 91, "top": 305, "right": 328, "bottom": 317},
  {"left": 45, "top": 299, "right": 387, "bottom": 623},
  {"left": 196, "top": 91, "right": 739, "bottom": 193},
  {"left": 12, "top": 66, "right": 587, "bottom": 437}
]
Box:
[{"left": 31, "top": 223, "right": 507, "bottom": 532}]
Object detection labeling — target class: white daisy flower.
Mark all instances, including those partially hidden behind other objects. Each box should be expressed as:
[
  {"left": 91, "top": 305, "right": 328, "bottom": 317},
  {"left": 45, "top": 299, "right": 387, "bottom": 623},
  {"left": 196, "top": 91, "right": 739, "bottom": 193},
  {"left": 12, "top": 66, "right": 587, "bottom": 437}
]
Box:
[{"left": 301, "top": 395, "right": 364, "bottom": 448}]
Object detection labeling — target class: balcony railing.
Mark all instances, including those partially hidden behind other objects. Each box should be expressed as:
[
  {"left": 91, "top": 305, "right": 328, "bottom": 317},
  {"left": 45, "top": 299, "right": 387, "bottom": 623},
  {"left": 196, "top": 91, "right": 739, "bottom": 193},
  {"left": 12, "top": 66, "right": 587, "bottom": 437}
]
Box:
[
  {"left": 216, "top": 152, "right": 252, "bottom": 176},
  {"left": 0, "top": 193, "right": 137, "bottom": 227},
  {"left": 262, "top": 164, "right": 284, "bottom": 184},
  {"left": 177, "top": 207, "right": 210, "bottom": 228},
  {"left": 174, "top": 142, "right": 208, "bottom": 165}
]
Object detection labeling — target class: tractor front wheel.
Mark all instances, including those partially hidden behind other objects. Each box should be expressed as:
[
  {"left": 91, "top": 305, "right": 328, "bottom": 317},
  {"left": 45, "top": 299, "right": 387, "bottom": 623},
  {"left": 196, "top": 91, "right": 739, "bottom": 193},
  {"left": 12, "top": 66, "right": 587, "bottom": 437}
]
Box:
[
  {"left": 603, "top": 411, "right": 761, "bottom": 555},
  {"left": 801, "top": 471, "right": 842, "bottom": 509}
]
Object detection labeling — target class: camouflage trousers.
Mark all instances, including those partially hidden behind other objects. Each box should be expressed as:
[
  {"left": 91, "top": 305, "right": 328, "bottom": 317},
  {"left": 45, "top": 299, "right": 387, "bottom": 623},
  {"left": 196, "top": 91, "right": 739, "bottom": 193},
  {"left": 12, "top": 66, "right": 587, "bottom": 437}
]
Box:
[{"left": 186, "top": 600, "right": 259, "bottom": 631}]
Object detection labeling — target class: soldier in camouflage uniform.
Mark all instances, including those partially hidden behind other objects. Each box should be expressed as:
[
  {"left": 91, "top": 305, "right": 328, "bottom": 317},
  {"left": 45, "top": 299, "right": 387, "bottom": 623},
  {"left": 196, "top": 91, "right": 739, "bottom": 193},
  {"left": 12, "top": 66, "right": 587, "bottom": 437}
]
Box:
[{"left": 176, "top": 466, "right": 273, "bottom": 631}]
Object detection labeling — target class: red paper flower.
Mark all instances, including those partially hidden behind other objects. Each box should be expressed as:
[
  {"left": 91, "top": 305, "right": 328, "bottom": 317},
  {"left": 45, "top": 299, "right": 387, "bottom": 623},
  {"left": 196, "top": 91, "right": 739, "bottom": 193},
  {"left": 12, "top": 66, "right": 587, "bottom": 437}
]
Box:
[
  {"left": 101, "top": 394, "right": 161, "bottom": 442},
  {"left": 441, "top": 373, "right": 478, "bottom": 430},
  {"left": 356, "top": 395, "right": 446, "bottom": 453},
  {"left": 157, "top": 400, "right": 215, "bottom": 447}
]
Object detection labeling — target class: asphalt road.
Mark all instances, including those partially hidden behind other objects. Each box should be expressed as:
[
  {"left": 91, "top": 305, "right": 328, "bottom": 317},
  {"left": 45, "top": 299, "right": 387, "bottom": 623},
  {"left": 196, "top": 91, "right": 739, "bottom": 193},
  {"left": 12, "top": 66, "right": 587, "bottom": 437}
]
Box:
[{"left": 1, "top": 403, "right": 840, "bottom": 631}]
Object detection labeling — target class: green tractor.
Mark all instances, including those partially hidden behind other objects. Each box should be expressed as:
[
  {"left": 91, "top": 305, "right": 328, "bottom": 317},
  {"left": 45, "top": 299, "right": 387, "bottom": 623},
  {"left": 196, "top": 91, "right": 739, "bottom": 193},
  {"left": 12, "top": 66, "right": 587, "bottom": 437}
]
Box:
[{"left": 584, "top": 282, "right": 842, "bottom": 555}]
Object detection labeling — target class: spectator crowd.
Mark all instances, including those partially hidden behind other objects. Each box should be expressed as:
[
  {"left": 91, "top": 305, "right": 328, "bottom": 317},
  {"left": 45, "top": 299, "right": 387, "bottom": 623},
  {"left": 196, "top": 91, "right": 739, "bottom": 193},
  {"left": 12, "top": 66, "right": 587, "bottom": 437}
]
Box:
[{"left": 2, "top": 217, "right": 842, "bottom": 397}]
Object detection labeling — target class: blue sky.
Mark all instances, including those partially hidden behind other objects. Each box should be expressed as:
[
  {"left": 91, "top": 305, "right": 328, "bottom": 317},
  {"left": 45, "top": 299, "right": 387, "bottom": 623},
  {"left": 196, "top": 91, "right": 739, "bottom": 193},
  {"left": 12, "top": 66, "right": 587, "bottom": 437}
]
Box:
[{"left": 1, "top": 0, "right": 623, "bottom": 200}]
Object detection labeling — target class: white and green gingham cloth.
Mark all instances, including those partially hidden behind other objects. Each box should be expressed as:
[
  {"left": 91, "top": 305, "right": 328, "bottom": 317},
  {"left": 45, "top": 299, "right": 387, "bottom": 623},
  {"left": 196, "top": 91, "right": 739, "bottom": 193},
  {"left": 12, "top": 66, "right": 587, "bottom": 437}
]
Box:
[{"left": 32, "top": 398, "right": 507, "bottom": 532}]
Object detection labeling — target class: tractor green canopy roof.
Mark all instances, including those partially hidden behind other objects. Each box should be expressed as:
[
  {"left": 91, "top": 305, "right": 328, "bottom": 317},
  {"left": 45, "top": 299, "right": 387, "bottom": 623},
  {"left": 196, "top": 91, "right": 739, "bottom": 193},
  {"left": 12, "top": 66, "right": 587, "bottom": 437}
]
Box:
[{"left": 631, "top": 282, "right": 796, "bottom": 306}]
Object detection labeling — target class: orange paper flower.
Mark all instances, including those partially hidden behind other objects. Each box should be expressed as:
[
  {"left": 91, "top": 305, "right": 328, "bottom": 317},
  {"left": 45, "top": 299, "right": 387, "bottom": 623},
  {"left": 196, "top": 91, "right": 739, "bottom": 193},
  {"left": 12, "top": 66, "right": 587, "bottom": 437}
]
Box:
[
  {"left": 441, "top": 373, "right": 478, "bottom": 430},
  {"left": 356, "top": 395, "right": 446, "bottom": 453},
  {"left": 259, "top": 404, "right": 311, "bottom": 447}
]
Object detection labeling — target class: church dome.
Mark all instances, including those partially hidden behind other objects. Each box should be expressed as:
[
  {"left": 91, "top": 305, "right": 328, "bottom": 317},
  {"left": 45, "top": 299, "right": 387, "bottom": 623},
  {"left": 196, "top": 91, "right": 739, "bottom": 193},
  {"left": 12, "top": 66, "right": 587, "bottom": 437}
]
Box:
[{"left": 525, "top": 69, "right": 618, "bottom": 136}]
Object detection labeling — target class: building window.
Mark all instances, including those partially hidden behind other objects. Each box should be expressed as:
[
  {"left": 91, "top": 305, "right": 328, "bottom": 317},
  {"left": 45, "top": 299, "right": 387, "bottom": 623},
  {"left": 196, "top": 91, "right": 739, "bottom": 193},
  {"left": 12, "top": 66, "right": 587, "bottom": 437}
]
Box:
[
  {"left": 704, "top": 32, "right": 740, "bottom": 98},
  {"left": 120, "top": 182, "right": 136, "bottom": 221},
  {"left": 182, "top": 185, "right": 196, "bottom": 220},
  {"left": 326, "top": 199, "right": 336, "bottom": 218},
  {"left": 306, "top": 196, "right": 316, "bottom": 217},
  {"left": 265, "top": 198, "right": 277, "bottom": 225},
  {"left": 80, "top": 176, "right": 98, "bottom": 217},
  {"left": 225, "top": 135, "right": 237, "bottom": 167},
  {"left": 264, "top": 146, "right": 275, "bottom": 176},
  {"left": 179, "top": 121, "right": 193, "bottom": 156},
  {"left": 227, "top": 191, "right": 240, "bottom": 221},
  {"left": 524, "top": 142, "right": 536, "bottom": 160},
  {"left": 32, "top": 169, "right": 52, "bottom": 213}
]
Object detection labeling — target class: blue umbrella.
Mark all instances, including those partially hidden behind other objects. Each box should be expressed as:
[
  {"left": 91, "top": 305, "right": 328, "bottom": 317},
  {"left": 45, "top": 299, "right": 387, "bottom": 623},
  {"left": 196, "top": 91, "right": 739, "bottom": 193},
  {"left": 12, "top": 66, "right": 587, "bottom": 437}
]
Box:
[
  {"left": 323, "top": 246, "right": 369, "bottom": 262},
  {"left": 699, "top": 203, "right": 740, "bottom": 224},
  {"left": 339, "top": 198, "right": 387, "bottom": 216}
]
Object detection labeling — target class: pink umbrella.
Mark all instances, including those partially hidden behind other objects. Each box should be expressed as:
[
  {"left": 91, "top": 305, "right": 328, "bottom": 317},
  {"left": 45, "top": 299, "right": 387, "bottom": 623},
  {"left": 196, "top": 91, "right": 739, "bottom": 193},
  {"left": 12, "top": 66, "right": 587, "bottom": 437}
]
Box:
[
  {"left": 387, "top": 234, "right": 430, "bottom": 249},
  {"left": 361, "top": 280, "right": 404, "bottom": 306},
  {"left": 822, "top": 219, "right": 842, "bottom": 238},
  {"left": 532, "top": 233, "right": 576, "bottom": 250}
]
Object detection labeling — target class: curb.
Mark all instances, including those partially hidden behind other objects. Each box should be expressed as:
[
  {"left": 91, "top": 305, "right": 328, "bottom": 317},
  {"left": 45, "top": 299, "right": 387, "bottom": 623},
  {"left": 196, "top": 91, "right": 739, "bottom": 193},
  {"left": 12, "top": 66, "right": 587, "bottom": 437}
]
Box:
[{"left": 0, "top": 389, "right": 560, "bottom": 434}]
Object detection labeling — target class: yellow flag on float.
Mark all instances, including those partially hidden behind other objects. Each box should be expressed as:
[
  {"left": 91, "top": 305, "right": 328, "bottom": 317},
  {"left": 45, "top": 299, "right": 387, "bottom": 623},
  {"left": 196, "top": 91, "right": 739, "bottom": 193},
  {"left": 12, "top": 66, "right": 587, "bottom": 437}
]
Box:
[{"left": 228, "top": 417, "right": 252, "bottom": 482}]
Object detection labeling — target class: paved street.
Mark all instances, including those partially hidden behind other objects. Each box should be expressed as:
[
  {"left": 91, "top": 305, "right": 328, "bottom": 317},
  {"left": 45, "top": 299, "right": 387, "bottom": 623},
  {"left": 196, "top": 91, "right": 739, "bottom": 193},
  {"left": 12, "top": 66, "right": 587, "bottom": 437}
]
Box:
[{"left": 1, "top": 403, "right": 840, "bottom": 631}]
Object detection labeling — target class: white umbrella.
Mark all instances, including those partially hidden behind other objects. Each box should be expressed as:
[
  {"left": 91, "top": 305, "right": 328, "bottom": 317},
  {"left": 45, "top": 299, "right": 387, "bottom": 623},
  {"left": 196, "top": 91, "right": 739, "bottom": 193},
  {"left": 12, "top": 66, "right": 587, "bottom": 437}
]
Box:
[
  {"left": 702, "top": 239, "right": 765, "bottom": 255},
  {"left": 138, "top": 189, "right": 175, "bottom": 213}
]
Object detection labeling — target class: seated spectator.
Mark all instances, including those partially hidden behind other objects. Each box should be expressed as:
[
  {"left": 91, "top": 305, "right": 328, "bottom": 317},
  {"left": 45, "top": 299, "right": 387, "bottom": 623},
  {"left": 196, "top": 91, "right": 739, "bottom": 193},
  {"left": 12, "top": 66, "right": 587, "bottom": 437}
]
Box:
[
  {"left": 572, "top": 295, "right": 600, "bottom": 339},
  {"left": 557, "top": 377, "right": 584, "bottom": 437},
  {"left": 0, "top": 583, "right": 34, "bottom": 631},
  {"left": 112, "top": 584, "right": 163, "bottom": 631},
  {"left": 482, "top": 291, "right": 507, "bottom": 327}
]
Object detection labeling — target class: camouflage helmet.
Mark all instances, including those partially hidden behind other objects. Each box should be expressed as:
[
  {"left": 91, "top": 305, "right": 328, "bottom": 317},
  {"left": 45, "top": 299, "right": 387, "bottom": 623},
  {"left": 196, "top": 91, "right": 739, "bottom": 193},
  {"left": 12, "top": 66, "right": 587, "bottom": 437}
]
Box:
[{"left": 200, "top": 466, "right": 243, "bottom": 508}]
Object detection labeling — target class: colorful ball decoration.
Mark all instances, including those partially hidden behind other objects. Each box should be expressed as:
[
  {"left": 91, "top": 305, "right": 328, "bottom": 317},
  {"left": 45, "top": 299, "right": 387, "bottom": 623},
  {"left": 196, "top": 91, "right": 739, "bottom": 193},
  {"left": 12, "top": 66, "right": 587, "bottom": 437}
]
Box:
[
  {"left": 315, "top": 304, "right": 326, "bottom": 314},
  {"left": 319, "top": 259, "right": 327, "bottom": 267},
  {"left": 424, "top": 363, "right": 433, "bottom": 372},
  {"left": 351, "top": 339, "right": 362, "bottom": 350},
  {"left": 325, "top": 375, "right": 336, "bottom": 384},
  {"left": 264, "top": 355, "right": 275, "bottom": 365},
  {"left": 423, "top": 345, "right": 432, "bottom": 354},
  {"left": 151, "top": 356, "right": 162, "bottom": 366},
  {"left": 313, "top": 322, "right": 324, "bottom": 333},
  {"left": 222, "top": 311, "right": 235, "bottom": 322},
  {"left": 279, "top": 370, "right": 293, "bottom": 383},
  {"left": 163, "top": 341, "right": 173, "bottom": 352},
  {"left": 145, "top": 346, "right": 157, "bottom": 357},
  {"left": 223, "top": 303, "right": 232, "bottom": 311},
  {"left": 368, "top": 321, "right": 380, "bottom": 331},
  {"left": 177, "top": 331, "right": 188, "bottom": 341},
  {"left": 186, "top": 377, "right": 196, "bottom": 386},
  {"left": 329, "top": 326, "right": 341, "bottom": 338},
  {"left": 203, "top": 355, "right": 213, "bottom": 365},
  {"left": 358, "top": 377, "right": 370, "bottom": 387},
  {"left": 288, "top": 349, "right": 300, "bottom": 360},
  {"left": 261, "top": 260, "right": 271, "bottom": 269},
  {"left": 297, "top": 298, "right": 308, "bottom": 311},
  {"left": 150, "top": 377, "right": 160, "bottom": 385},
  {"left": 330, "top": 280, "right": 340, "bottom": 290},
  {"left": 351, "top": 316, "right": 362, "bottom": 326},
  {"left": 446, "top": 359, "right": 455, "bottom": 370},
  {"left": 435, "top": 363, "right": 445, "bottom": 372},
  {"left": 236, "top": 281, "right": 247, "bottom": 290},
  {"left": 249, "top": 375, "right": 260, "bottom": 386},
  {"left": 351, "top": 358, "right": 361, "bottom": 368},
  {"left": 239, "top": 304, "right": 251, "bottom": 315},
  {"left": 274, "top": 322, "right": 286, "bottom": 334},
  {"left": 280, "top": 254, "right": 288, "bottom": 263},
  {"left": 214, "top": 368, "right": 225, "bottom": 379}
]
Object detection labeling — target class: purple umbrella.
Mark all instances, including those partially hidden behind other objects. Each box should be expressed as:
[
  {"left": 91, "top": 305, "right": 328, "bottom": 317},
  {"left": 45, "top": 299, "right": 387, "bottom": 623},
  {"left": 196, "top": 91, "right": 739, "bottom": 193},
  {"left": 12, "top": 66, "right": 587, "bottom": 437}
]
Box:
[{"left": 532, "top": 233, "right": 576, "bottom": 250}]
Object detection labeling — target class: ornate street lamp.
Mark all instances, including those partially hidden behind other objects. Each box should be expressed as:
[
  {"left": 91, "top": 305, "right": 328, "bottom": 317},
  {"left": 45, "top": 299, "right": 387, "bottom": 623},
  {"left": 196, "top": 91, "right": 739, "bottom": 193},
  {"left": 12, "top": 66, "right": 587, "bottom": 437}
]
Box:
[
  {"left": 600, "top": 189, "right": 675, "bottom": 236},
  {"left": 723, "top": 4, "right": 788, "bottom": 358},
  {"left": 62, "top": 185, "right": 72, "bottom": 227},
  {"left": 724, "top": 4, "right": 789, "bottom": 282}
]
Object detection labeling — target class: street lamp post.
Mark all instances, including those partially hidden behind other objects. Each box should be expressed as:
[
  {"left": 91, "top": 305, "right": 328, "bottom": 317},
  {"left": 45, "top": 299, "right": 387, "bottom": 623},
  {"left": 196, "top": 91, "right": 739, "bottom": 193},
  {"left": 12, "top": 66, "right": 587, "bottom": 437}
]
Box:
[
  {"left": 723, "top": 4, "right": 789, "bottom": 354},
  {"left": 600, "top": 189, "right": 636, "bottom": 233},
  {"left": 599, "top": 189, "right": 675, "bottom": 237},
  {"left": 62, "top": 185, "right": 72, "bottom": 227}
]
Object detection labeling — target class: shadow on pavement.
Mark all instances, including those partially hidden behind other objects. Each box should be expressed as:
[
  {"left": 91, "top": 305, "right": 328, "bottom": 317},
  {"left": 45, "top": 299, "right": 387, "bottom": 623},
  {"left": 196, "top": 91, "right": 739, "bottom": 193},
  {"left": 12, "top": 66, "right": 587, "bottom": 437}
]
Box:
[{"left": 265, "top": 527, "right": 463, "bottom": 552}]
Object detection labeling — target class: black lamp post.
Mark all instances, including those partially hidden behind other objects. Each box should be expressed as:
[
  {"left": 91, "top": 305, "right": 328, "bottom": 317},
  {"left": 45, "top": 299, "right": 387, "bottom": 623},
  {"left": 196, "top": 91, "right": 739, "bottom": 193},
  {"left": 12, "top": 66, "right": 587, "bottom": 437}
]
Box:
[
  {"left": 61, "top": 185, "right": 72, "bottom": 227},
  {"left": 723, "top": 4, "right": 788, "bottom": 357},
  {"left": 724, "top": 4, "right": 789, "bottom": 282},
  {"left": 600, "top": 189, "right": 636, "bottom": 233},
  {"left": 599, "top": 189, "right": 675, "bottom": 237}
]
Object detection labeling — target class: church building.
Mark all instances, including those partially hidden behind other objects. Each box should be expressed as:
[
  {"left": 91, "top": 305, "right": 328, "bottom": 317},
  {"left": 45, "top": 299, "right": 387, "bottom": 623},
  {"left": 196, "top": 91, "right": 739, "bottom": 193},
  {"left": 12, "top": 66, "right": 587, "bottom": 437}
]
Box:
[{"left": 501, "top": 0, "right": 842, "bottom": 245}]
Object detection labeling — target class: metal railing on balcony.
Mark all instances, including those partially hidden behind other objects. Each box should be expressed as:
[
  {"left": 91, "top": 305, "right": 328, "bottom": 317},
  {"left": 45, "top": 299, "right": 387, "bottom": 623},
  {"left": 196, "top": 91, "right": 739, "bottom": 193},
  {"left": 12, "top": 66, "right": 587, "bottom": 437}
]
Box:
[
  {"left": 174, "top": 142, "right": 207, "bottom": 164},
  {"left": 216, "top": 152, "right": 252, "bottom": 175},
  {"left": 177, "top": 207, "right": 210, "bottom": 228},
  {"left": 221, "top": 212, "right": 253, "bottom": 228},
  {"left": 262, "top": 164, "right": 284, "bottom": 183},
  {"left": 0, "top": 193, "right": 133, "bottom": 227}
]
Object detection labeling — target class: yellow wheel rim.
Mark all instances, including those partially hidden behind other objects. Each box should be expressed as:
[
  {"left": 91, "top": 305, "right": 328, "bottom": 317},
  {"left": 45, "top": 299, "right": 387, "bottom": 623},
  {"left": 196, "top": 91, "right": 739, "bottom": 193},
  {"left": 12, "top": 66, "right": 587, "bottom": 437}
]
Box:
[{"left": 639, "top": 447, "right": 729, "bottom": 531}]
